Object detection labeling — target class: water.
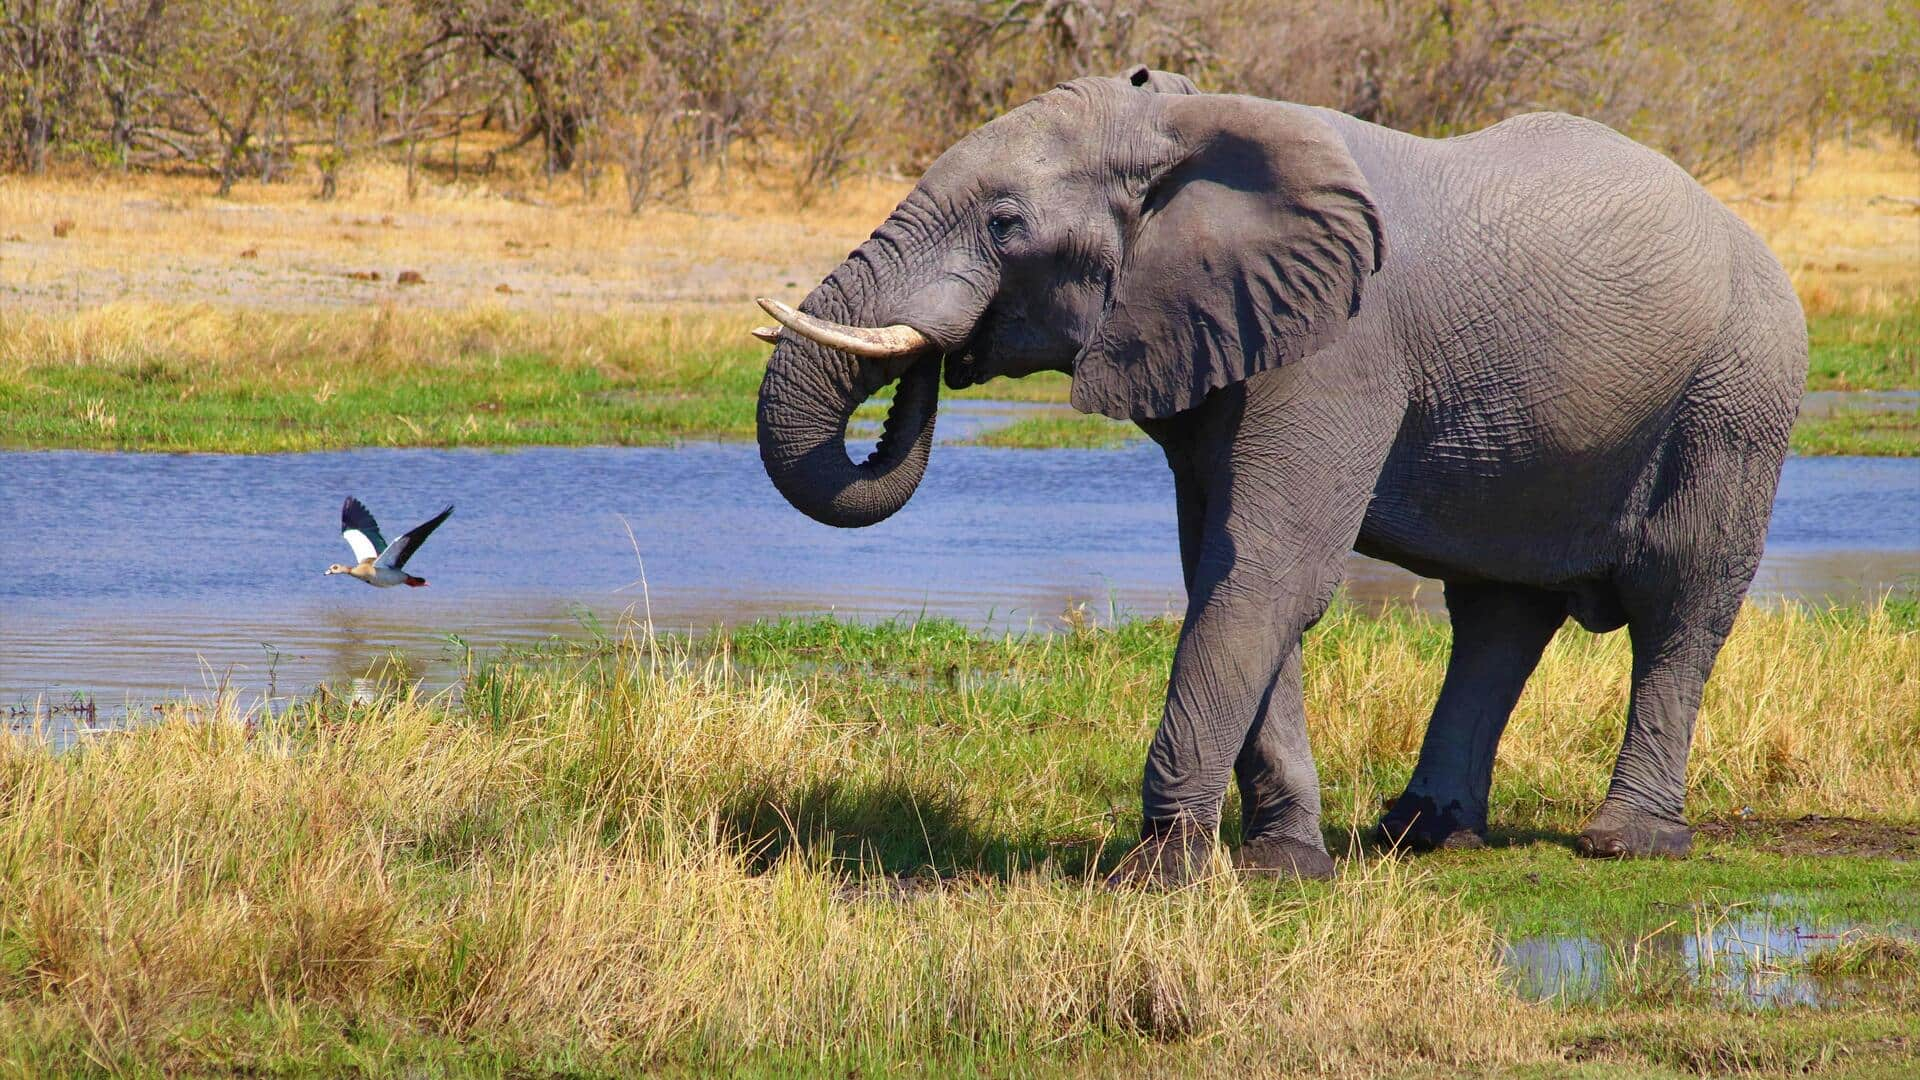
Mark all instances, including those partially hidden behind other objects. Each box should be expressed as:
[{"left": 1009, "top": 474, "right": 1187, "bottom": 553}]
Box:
[
  {"left": 1503, "top": 907, "right": 1918, "bottom": 1008},
  {"left": 3, "top": 416, "right": 1915, "bottom": 712}
]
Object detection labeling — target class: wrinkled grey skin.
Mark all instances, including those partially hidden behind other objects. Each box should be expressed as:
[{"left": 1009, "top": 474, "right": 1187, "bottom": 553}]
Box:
[{"left": 755, "top": 67, "right": 1807, "bottom": 883}]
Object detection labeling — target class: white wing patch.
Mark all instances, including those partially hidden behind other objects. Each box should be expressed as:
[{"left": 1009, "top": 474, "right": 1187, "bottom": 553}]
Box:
[{"left": 343, "top": 528, "right": 380, "bottom": 563}]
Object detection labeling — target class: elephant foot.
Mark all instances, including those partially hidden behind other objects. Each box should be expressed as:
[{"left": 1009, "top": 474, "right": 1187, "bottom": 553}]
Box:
[
  {"left": 1576, "top": 806, "right": 1693, "bottom": 859},
  {"left": 1104, "top": 817, "right": 1216, "bottom": 890},
  {"left": 1234, "top": 835, "right": 1336, "bottom": 880},
  {"left": 1374, "top": 793, "right": 1486, "bottom": 853}
]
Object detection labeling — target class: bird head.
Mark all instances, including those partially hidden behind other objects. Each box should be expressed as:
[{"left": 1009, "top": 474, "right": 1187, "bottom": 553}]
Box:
[{"left": 324, "top": 564, "right": 351, "bottom": 576}]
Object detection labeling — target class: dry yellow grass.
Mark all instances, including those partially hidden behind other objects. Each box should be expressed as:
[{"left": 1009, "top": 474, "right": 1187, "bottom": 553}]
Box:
[
  {"left": 0, "top": 159, "right": 907, "bottom": 315},
  {"left": 0, "top": 301, "right": 739, "bottom": 380},
  {"left": 1305, "top": 602, "right": 1920, "bottom": 827},
  {"left": 3, "top": 134, "right": 1912, "bottom": 322},
  {"left": 0, "top": 645, "right": 1545, "bottom": 1074},
  {"left": 1710, "top": 136, "right": 1920, "bottom": 317},
  {"left": 0, "top": 603, "right": 1913, "bottom": 1071}
]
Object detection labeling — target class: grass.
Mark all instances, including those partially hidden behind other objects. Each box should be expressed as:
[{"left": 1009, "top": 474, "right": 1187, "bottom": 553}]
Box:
[
  {"left": 1804, "top": 308, "right": 1920, "bottom": 391},
  {"left": 960, "top": 411, "right": 1139, "bottom": 449},
  {"left": 3, "top": 599, "right": 1917, "bottom": 1074},
  {"left": 7, "top": 301, "right": 1915, "bottom": 454},
  {"left": 1709, "top": 138, "right": 1920, "bottom": 322},
  {"left": 0, "top": 305, "right": 768, "bottom": 451},
  {"left": 1791, "top": 406, "right": 1920, "bottom": 457}
]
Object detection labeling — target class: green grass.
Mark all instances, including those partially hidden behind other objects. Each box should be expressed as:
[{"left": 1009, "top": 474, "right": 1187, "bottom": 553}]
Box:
[
  {"left": 3, "top": 602, "right": 1915, "bottom": 1074},
  {"left": 1806, "top": 308, "right": 1920, "bottom": 391},
  {"left": 1792, "top": 407, "right": 1920, "bottom": 456},
  {"left": 960, "top": 412, "right": 1141, "bottom": 449},
  {"left": 9, "top": 303, "right": 1915, "bottom": 454},
  {"left": 0, "top": 348, "right": 767, "bottom": 451}
]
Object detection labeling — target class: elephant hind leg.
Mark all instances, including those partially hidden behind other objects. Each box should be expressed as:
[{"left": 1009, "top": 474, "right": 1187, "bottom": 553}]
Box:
[
  {"left": 1577, "top": 611, "right": 1734, "bottom": 859},
  {"left": 1377, "top": 581, "right": 1566, "bottom": 851},
  {"left": 1580, "top": 392, "right": 1788, "bottom": 858}
]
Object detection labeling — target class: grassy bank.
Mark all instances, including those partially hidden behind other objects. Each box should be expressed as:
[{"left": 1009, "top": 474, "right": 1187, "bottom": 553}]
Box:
[
  {"left": 3, "top": 303, "right": 1915, "bottom": 455},
  {"left": 1791, "top": 406, "right": 1920, "bottom": 457},
  {"left": 4, "top": 138, "right": 1916, "bottom": 457},
  {"left": 3, "top": 601, "right": 1917, "bottom": 1074}
]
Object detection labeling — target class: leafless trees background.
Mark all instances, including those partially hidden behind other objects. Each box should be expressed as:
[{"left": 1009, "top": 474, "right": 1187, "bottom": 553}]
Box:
[{"left": 3, "top": 0, "right": 1914, "bottom": 203}]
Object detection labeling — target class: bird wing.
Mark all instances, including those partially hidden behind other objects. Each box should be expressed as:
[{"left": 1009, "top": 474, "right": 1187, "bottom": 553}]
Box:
[
  {"left": 376, "top": 504, "right": 453, "bottom": 569},
  {"left": 341, "top": 496, "right": 387, "bottom": 563}
]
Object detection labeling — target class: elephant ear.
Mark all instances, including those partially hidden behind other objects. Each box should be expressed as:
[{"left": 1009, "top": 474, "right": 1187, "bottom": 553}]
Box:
[{"left": 1071, "top": 94, "right": 1386, "bottom": 421}]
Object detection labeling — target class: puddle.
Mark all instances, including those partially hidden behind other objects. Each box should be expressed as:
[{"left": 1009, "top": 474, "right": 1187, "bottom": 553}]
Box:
[{"left": 1503, "top": 902, "right": 1919, "bottom": 1008}]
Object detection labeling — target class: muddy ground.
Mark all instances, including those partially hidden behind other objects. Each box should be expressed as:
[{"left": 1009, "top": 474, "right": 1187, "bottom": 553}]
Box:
[{"left": 1698, "top": 814, "right": 1920, "bottom": 861}]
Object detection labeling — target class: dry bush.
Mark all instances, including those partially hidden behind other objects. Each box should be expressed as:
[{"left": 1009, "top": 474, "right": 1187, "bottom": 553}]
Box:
[{"left": 5, "top": 1, "right": 1911, "bottom": 195}]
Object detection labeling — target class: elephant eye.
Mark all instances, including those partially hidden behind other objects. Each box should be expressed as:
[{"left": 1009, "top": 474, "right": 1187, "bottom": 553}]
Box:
[{"left": 987, "top": 213, "right": 1022, "bottom": 244}]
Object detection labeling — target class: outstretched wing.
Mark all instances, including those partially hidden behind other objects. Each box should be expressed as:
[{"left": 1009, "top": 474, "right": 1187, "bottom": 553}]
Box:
[
  {"left": 341, "top": 496, "right": 387, "bottom": 563},
  {"left": 377, "top": 504, "right": 453, "bottom": 569}
]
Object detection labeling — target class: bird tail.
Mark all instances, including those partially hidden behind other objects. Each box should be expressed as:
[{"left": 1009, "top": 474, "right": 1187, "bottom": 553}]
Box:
[{"left": 404, "top": 576, "right": 428, "bottom": 588}]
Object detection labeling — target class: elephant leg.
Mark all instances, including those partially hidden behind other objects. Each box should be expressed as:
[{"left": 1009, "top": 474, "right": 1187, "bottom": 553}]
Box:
[
  {"left": 1108, "top": 368, "right": 1398, "bottom": 889},
  {"left": 1579, "top": 398, "right": 1785, "bottom": 858},
  {"left": 1232, "top": 640, "right": 1336, "bottom": 879},
  {"left": 1377, "top": 582, "right": 1566, "bottom": 851},
  {"left": 1580, "top": 570, "right": 1755, "bottom": 858},
  {"left": 1576, "top": 612, "right": 1731, "bottom": 858}
]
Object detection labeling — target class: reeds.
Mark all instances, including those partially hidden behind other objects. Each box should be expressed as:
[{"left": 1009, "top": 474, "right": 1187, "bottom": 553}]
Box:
[
  {"left": 0, "top": 639, "right": 1544, "bottom": 1072},
  {"left": 0, "top": 601, "right": 1912, "bottom": 1071}
]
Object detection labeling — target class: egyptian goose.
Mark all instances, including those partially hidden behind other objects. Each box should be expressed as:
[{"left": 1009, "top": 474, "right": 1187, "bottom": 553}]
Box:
[{"left": 325, "top": 497, "right": 453, "bottom": 587}]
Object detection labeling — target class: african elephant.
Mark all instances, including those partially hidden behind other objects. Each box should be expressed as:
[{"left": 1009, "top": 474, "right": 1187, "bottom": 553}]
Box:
[{"left": 751, "top": 66, "right": 1806, "bottom": 884}]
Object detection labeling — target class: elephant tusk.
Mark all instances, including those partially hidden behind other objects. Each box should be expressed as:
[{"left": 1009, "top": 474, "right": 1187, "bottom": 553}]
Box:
[
  {"left": 754, "top": 297, "right": 934, "bottom": 359},
  {"left": 750, "top": 325, "right": 782, "bottom": 344}
]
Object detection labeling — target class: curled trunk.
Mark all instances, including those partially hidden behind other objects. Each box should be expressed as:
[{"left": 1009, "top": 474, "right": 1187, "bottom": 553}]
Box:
[{"left": 755, "top": 263, "right": 940, "bottom": 528}]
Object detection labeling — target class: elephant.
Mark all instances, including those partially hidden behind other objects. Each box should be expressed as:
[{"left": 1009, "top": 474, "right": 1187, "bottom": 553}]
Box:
[{"left": 751, "top": 66, "right": 1807, "bottom": 884}]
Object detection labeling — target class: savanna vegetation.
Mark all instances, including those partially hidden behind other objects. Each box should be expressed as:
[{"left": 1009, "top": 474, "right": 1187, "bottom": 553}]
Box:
[
  {"left": 2, "top": 188, "right": 1915, "bottom": 453},
  {"left": 4, "top": 1, "right": 1915, "bottom": 197},
  {"left": 5, "top": 5, "right": 1916, "bottom": 1075},
  {"left": 4, "top": 2, "right": 1916, "bottom": 454},
  {"left": 3, "top": 599, "right": 1917, "bottom": 1075}
]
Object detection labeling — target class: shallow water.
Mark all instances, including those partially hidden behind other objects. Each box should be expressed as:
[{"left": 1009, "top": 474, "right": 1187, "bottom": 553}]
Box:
[
  {"left": 1503, "top": 905, "right": 1917, "bottom": 1008},
  {"left": 2, "top": 410, "right": 1915, "bottom": 713}
]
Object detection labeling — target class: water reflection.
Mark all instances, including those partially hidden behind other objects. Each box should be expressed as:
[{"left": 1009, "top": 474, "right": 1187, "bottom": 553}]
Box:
[{"left": 1504, "top": 907, "right": 1918, "bottom": 1008}]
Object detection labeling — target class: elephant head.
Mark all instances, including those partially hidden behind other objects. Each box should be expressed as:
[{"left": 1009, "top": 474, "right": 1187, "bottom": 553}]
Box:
[{"left": 754, "top": 68, "right": 1385, "bottom": 527}]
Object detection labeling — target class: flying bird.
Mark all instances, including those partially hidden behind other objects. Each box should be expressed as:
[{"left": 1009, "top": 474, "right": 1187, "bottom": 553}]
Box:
[{"left": 325, "top": 497, "right": 453, "bottom": 588}]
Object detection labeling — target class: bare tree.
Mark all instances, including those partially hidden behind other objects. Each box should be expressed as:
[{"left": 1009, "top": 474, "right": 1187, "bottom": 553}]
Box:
[
  {"left": 415, "top": 0, "right": 607, "bottom": 174},
  {"left": 154, "top": 0, "right": 327, "bottom": 192},
  {"left": 1, "top": 0, "right": 1911, "bottom": 191},
  {"left": 1, "top": 0, "right": 95, "bottom": 171}
]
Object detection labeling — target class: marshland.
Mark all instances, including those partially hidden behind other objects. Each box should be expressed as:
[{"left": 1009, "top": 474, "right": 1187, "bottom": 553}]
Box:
[{"left": 4, "top": 2, "right": 1920, "bottom": 1076}]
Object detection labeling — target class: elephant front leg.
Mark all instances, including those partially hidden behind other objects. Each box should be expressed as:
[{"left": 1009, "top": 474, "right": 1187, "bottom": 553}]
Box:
[
  {"left": 1232, "top": 642, "right": 1337, "bottom": 879},
  {"left": 1109, "top": 484, "right": 1372, "bottom": 886},
  {"left": 1107, "top": 369, "right": 1400, "bottom": 889},
  {"left": 1108, "top": 548, "right": 1358, "bottom": 889}
]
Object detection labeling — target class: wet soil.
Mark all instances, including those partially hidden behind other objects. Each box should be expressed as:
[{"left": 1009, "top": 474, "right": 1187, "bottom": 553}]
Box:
[{"left": 1698, "top": 814, "right": 1920, "bottom": 861}]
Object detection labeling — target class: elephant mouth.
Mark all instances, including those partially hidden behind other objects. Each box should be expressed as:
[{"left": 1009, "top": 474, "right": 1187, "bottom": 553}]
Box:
[{"left": 943, "top": 350, "right": 984, "bottom": 391}]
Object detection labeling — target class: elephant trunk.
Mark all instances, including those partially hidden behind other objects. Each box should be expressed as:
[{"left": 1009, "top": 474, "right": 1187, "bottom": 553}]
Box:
[{"left": 755, "top": 253, "right": 941, "bottom": 529}]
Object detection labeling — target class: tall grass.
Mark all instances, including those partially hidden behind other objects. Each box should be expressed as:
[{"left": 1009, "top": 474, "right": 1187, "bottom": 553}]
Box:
[
  {"left": 0, "top": 602, "right": 1913, "bottom": 1071},
  {"left": 0, "top": 637, "right": 1540, "bottom": 1073}
]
